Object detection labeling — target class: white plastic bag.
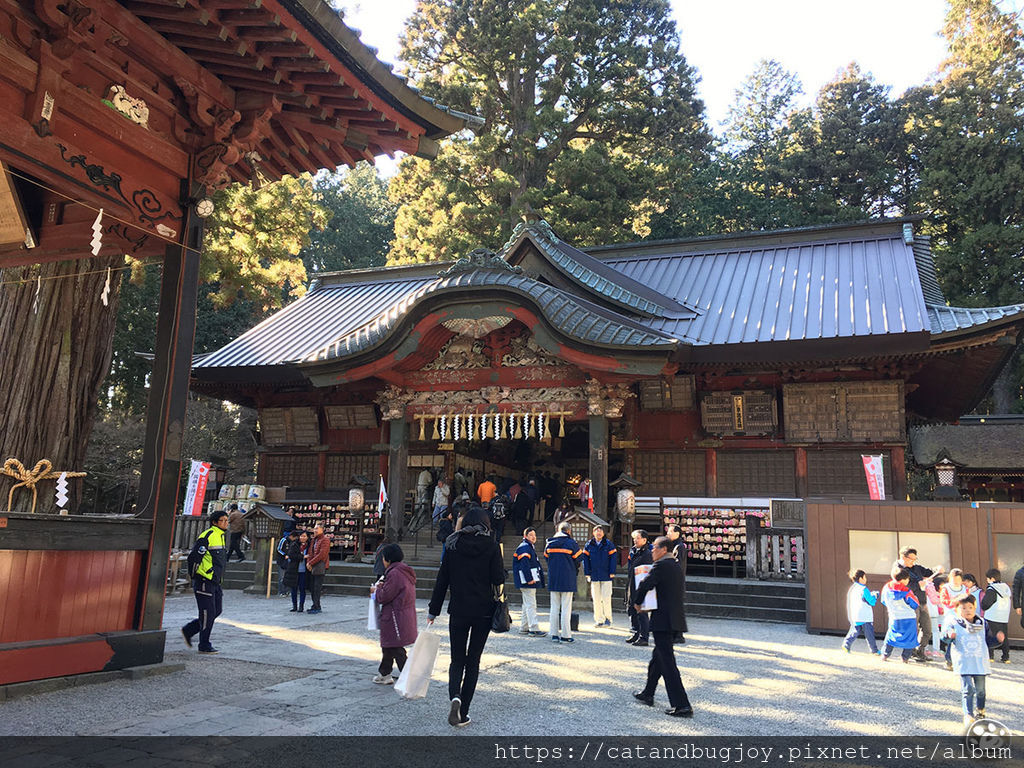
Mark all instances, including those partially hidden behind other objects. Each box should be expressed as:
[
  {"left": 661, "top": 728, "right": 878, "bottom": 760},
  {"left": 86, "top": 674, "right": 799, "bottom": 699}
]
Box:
[
  {"left": 367, "top": 596, "right": 380, "bottom": 631},
  {"left": 394, "top": 630, "right": 440, "bottom": 700}
]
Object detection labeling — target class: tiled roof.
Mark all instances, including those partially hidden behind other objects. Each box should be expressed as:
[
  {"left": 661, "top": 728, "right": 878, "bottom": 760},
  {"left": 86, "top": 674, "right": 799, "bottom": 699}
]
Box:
[
  {"left": 925, "top": 303, "right": 1024, "bottom": 335},
  {"left": 196, "top": 264, "right": 678, "bottom": 369},
  {"left": 910, "top": 424, "right": 1024, "bottom": 468}
]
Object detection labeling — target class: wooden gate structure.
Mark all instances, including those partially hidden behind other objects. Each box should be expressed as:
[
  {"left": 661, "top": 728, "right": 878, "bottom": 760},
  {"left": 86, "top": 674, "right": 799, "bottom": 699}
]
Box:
[{"left": 0, "top": 0, "right": 469, "bottom": 685}]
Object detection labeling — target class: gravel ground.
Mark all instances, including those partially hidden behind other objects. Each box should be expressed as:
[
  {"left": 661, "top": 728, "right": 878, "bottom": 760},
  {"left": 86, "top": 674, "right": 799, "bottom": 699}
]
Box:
[{"left": 1, "top": 591, "right": 1021, "bottom": 737}]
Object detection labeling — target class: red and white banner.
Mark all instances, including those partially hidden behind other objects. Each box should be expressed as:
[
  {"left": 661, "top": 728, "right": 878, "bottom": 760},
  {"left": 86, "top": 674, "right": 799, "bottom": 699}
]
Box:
[
  {"left": 183, "top": 459, "right": 212, "bottom": 516},
  {"left": 379, "top": 475, "right": 389, "bottom": 508},
  {"left": 861, "top": 455, "right": 885, "bottom": 501}
]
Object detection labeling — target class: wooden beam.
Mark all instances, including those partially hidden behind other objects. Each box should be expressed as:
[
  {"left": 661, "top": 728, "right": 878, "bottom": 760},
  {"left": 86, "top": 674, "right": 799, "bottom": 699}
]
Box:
[
  {"left": 164, "top": 34, "right": 248, "bottom": 56},
  {"left": 146, "top": 18, "right": 230, "bottom": 40},
  {"left": 0, "top": 162, "right": 33, "bottom": 249},
  {"left": 191, "top": 50, "right": 267, "bottom": 71},
  {"left": 217, "top": 72, "right": 287, "bottom": 93},
  {"left": 238, "top": 27, "right": 297, "bottom": 42},
  {"left": 274, "top": 58, "right": 331, "bottom": 73},
  {"left": 218, "top": 9, "right": 281, "bottom": 26},
  {"left": 286, "top": 71, "right": 346, "bottom": 86},
  {"left": 275, "top": 114, "right": 346, "bottom": 142},
  {"left": 255, "top": 42, "right": 316, "bottom": 58},
  {"left": 303, "top": 84, "right": 360, "bottom": 98},
  {"left": 123, "top": 2, "right": 211, "bottom": 23},
  {"left": 280, "top": 102, "right": 328, "bottom": 121},
  {"left": 202, "top": 0, "right": 262, "bottom": 7}
]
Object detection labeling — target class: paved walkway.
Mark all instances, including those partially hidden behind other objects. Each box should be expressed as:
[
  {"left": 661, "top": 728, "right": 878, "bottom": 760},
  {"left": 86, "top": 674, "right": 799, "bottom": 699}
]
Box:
[{"left": 1, "top": 591, "right": 1022, "bottom": 736}]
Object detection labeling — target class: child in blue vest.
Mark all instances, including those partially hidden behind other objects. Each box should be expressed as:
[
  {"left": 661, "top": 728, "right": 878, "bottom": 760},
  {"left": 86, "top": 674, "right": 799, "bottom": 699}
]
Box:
[
  {"left": 881, "top": 568, "right": 920, "bottom": 662},
  {"left": 946, "top": 593, "right": 1005, "bottom": 727},
  {"left": 842, "top": 569, "right": 879, "bottom": 654}
]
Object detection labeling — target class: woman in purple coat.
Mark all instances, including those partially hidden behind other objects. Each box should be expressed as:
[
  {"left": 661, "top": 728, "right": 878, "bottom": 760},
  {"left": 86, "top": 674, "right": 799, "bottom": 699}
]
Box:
[{"left": 370, "top": 543, "right": 418, "bottom": 684}]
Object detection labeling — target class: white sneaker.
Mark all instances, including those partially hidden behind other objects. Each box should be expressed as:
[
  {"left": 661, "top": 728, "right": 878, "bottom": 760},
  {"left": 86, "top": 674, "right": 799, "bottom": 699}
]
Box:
[{"left": 372, "top": 674, "right": 394, "bottom": 685}]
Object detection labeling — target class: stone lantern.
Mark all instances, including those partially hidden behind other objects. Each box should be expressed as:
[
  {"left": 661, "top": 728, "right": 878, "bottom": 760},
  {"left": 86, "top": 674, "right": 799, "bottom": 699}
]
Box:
[{"left": 610, "top": 472, "right": 642, "bottom": 524}]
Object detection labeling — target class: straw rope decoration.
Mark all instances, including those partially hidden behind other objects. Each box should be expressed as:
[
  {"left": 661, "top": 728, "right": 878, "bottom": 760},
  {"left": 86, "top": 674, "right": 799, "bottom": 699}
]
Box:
[{"left": 2, "top": 458, "right": 86, "bottom": 514}]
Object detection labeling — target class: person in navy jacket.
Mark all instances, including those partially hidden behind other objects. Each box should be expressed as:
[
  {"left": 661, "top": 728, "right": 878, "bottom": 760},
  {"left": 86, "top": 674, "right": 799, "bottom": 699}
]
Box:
[
  {"left": 583, "top": 525, "right": 617, "bottom": 627},
  {"left": 626, "top": 530, "right": 653, "bottom": 646},
  {"left": 513, "top": 527, "right": 545, "bottom": 636},
  {"left": 545, "top": 521, "right": 583, "bottom": 642}
]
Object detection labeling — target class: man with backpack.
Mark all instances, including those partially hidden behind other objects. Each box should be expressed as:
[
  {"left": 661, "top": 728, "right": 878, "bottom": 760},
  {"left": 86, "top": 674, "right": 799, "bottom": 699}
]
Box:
[
  {"left": 182, "top": 509, "right": 230, "bottom": 654},
  {"left": 489, "top": 492, "right": 510, "bottom": 543}
]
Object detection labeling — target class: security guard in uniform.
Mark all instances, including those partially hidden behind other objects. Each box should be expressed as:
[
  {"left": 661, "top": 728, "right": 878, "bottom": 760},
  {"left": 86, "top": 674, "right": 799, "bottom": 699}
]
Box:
[{"left": 181, "top": 509, "right": 229, "bottom": 654}]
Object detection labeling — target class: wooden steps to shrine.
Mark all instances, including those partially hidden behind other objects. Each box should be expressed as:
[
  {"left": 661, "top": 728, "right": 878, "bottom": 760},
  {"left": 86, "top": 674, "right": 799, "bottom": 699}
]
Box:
[{"left": 221, "top": 559, "right": 807, "bottom": 624}]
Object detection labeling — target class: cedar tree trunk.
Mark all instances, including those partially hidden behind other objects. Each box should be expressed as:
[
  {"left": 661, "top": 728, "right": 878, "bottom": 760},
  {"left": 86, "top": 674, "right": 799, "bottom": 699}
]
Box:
[{"left": 0, "top": 255, "right": 122, "bottom": 513}]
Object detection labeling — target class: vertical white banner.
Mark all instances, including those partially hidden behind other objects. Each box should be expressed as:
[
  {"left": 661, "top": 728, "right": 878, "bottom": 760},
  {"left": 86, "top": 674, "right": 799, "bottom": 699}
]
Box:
[{"left": 183, "top": 459, "right": 210, "bottom": 516}]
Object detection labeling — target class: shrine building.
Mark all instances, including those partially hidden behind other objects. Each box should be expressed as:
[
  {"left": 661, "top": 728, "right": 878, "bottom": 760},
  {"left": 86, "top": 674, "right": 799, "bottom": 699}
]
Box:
[{"left": 192, "top": 216, "right": 1024, "bottom": 536}]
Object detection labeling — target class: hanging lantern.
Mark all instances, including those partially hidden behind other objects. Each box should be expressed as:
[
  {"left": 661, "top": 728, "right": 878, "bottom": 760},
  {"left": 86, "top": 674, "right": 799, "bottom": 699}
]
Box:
[
  {"left": 432, "top": 417, "right": 440, "bottom": 440},
  {"left": 348, "top": 487, "right": 365, "bottom": 513}
]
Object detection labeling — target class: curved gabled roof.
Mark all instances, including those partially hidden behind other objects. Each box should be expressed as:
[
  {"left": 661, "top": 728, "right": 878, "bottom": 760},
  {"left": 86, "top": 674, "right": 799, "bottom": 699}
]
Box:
[
  {"left": 501, "top": 220, "right": 697, "bottom": 319},
  {"left": 302, "top": 265, "right": 680, "bottom": 364},
  {"left": 926, "top": 303, "right": 1024, "bottom": 335}
]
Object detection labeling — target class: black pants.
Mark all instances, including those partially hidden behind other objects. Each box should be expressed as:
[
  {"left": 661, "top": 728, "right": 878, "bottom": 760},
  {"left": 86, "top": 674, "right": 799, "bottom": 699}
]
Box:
[
  {"left": 448, "top": 615, "right": 491, "bottom": 716},
  {"left": 640, "top": 630, "right": 691, "bottom": 709},
  {"left": 309, "top": 572, "right": 325, "bottom": 610},
  {"left": 629, "top": 604, "right": 649, "bottom": 640},
  {"left": 290, "top": 572, "right": 307, "bottom": 610},
  {"left": 379, "top": 646, "right": 408, "bottom": 676},
  {"left": 492, "top": 518, "right": 505, "bottom": 542},
  {"left": 183, "top": 578, "right": 223, "bottom": 651},
  {"left": 987, "top": 620, "right": 1010, "bottom": 661},
  {"left": 227, "top": 531, "right": 245, "bottom": 561}
]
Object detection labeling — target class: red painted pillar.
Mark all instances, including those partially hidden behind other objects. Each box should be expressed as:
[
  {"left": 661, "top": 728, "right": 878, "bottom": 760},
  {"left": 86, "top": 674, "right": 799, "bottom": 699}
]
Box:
[
  {"left": 795, "top": 447, "right": 808, "bottom": 498},
  {"left": 891, "top": 445, "right": 906, "bottom": 500},
  {"left": 705, "top": 448, "right": 717, "bottom": 497}
]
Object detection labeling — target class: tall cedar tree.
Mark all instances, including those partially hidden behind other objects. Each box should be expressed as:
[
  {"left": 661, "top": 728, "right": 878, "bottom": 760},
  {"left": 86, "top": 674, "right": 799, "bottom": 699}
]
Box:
[
  {"left": 909, "top": 0, "right": 1024, "bottom": 411},
  {"left": 387, "top": 0, "right": 711, "bottom": 263},
  {"left": 0, "top": 175, "right": 328, "bottom": 513}
]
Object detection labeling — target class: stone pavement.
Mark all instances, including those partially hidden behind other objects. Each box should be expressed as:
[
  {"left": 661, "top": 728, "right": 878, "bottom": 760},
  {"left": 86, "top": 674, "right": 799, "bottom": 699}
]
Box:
[{"left": 1, "top": 590, "right": 1022, "bottom": 737}]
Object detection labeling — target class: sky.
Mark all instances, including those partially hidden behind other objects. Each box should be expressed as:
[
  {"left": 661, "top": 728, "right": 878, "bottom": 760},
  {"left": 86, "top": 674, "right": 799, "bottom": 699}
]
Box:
[{"left": 341, "top": 0, "right": 956, "bottom": 130}]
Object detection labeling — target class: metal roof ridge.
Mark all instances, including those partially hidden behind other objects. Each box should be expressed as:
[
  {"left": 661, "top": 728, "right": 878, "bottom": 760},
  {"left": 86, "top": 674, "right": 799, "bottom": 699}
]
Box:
[
  {"left": 584, "top": 215, "right": 928, "bottom": 257},
  {"left": 312, "top": 261, "right": 455, "bottom": 286}
]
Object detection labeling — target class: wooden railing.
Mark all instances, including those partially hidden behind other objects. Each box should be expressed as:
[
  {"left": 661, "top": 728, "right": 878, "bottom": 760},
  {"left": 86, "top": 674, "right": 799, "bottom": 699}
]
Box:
[
  {"left": 171, "top": 514, "right": 206, "bottom": 551},
  {"left": 746, "top": 516, "right": 805, "bottom": 580}
]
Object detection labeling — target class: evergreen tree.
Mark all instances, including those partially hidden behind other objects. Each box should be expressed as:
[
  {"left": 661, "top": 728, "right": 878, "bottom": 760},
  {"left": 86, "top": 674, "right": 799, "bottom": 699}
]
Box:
[
  {"left": 302, "top": 163, "right": 396, "bottom": 275},
  {"left": 387, "top": 0, "right": 711, "bottom": 262}
]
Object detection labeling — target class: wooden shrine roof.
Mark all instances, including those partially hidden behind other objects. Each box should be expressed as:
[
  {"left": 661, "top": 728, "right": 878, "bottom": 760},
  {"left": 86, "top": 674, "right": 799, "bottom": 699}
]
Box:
[{"left": 910, "top": 422, "right": 1024, "bottom": 471}]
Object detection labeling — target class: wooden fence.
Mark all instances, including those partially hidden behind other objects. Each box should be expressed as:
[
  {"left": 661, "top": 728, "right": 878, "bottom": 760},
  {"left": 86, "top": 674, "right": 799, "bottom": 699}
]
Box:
[{"left": 746, "top": 516, "right": 806, "bottom": 580}]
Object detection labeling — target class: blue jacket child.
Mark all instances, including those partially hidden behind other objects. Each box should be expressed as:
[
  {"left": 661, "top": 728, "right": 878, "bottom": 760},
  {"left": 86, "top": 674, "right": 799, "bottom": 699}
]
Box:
[
  {"left": 583, "top": 536, "right": 617, "bottom": 582},
  {"left": 513, "top": 535, "right": 545, "bottom": 589},
  {"left": 544, "top": 530, "right": 582, "bottom": 592}
]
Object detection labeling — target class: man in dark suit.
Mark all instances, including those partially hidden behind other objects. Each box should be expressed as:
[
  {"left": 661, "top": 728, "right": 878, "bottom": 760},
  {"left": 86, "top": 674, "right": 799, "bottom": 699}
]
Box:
[{"left": 631, "top": 536, "right": 693, "bottom": 718}]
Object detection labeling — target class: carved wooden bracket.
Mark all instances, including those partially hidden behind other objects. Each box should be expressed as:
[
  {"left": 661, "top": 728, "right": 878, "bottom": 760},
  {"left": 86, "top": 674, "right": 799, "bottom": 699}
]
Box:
[
  {"left": 188, "top": 93, "right": 282, "bottom": 188},
  {"left": 34, "top": 0, "right": 99, "bottom": 58}
]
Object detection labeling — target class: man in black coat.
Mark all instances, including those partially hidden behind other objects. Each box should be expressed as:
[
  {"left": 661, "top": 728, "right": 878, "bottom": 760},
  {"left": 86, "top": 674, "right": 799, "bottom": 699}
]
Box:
[
  {"left": 1013, "top": 562, "right": 1024, "bottom": 628},
  {"left": 625, "top": 530, "right": 653, "bottom": 646},
  {"left": 632, "top": 536, "right": 693, "bottom": 717}
]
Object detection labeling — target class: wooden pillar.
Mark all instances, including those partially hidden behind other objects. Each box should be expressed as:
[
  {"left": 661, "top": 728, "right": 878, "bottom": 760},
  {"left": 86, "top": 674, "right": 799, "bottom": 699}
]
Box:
[
  {"left": 795, "top": 447, "right": 808, "bottom": 498},
  {"left": 316, "top": 451, "right": 328, "bottom": 493},
  {"left": 589, "top": 414, "right": 609, "bottom": 516},
  {"left": 623, "top": 397, "right": 638, "bottom": 476},
  {"left": 386, "top": 418, "right": 408, "bottom": 540},
  {"left": 891, "top": 445, "right": 906, "bottom": 501},
  {"left": 136, "top": 196, "right": 203, "bottom": 631},
  {"left": 705, "top": 448, "right": 718, "bottom": 497}
]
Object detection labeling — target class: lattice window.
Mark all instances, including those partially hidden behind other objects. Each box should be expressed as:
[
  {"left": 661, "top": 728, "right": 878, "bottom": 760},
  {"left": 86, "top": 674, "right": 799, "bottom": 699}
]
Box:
[
  {"left": 639, "top": 376, "right": 696, "bottom": 411},
  {"left": 717, "top": 451, "right": 795, "bottom": 496},
  {"left": 325, "top": 405, "right": 377, "bottom": 429},
  {"left": 261, "top": 454, "right": 318, "bottom": 489},
  {"left": 325, "top": 454, "right": 378, "bottom": 490},
  {"left": 783, "top": 381, "right": 903, "bottom": 442},
  {"left": 807, "top": 450, "right": 893, "bottom": 498},
  {"left": 634, "top": 452, "right": 704, "bottom": 495},
  {"left": 700, "top": 391, "right": 777, "bottom": 436},
  {"left": 260, "top": 407, "right": 319, "bottom": 447}
]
